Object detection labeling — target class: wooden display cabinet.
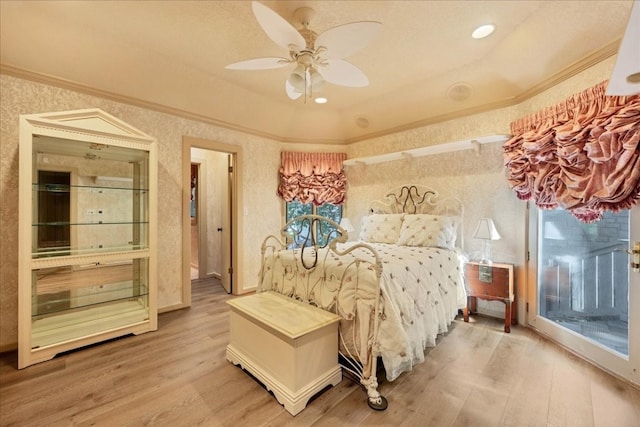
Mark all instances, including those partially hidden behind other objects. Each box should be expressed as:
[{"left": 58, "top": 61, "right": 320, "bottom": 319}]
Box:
[
  {"left": 463, "top": 262, "right": 516, "bottom": 333},
  {"left": 18, "top": 109, "right": 158, "bottom": 368}
]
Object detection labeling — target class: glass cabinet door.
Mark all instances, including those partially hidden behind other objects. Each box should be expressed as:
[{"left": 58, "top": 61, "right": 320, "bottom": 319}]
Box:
[
  {"left": 19, "top": 109, "right": 157, "bottom": 369},
  {"left": 32, "top": 136, "right": 150, "bottom": 258}
]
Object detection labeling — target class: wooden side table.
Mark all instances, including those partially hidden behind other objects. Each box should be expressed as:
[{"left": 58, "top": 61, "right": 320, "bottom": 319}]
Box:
[{"left": 463, "top": 262, "right": 516, "bottom": 333}]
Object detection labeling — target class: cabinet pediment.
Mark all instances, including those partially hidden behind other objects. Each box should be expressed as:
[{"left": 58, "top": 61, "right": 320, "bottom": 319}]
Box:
[{"left": 22, "top": 108, "right": 154, "bottom": 143}]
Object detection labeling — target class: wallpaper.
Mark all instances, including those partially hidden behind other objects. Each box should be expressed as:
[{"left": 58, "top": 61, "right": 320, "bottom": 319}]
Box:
[
  {"left": 345, "top": 56, "right": 617, "bottom": 319},
  {"left": 0, "top": 74, "right": 284, "bottom": 350},
  {"left": 0, "top": 54, "right": 616, "bottom": 349}
]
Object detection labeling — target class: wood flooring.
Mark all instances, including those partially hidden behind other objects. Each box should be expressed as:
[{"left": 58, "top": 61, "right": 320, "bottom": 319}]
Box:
[{"left": 1, "top": 278, "right": 639, "bottom": 426}]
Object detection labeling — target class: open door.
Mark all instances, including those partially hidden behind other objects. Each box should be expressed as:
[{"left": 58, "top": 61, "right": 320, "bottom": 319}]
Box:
[
  {"left": 220, "top": 154, "right": 233, "bottom": 294},
  {"left": 182, "top": 137, "right": 241, "bottom": 306}
]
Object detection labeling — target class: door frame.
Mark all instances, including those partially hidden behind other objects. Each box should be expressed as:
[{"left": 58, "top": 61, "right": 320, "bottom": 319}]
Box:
[
  {"left": 181, "top": 137, "right": 243, "bottom": 304},
  {"left": 527, "top": 203, "right": 639, "bottom": 386}
]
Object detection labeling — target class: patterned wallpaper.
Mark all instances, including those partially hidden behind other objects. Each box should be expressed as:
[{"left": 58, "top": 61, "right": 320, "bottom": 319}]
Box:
[
  {"left": 0, "top": 55, "right": 615, "bottom": 349},
  {"left": 0, "top": 74, "right": 284, "bottom": 350},
  {"left": 345, "top": 56, "right": 616, "bottom": 319}
]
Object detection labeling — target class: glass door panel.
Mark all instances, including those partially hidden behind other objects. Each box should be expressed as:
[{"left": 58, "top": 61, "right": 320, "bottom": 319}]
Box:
[
  {"left": 530, "top": 205, "right": 639, "bottom": 385},
  {"left": 539, "top": 209, "right": 629, "bottom": 354}
]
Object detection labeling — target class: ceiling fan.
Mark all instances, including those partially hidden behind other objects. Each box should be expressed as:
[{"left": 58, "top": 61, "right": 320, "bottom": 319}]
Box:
[{"left": 225, "top": 1, "right": 382, "bottom": 101}]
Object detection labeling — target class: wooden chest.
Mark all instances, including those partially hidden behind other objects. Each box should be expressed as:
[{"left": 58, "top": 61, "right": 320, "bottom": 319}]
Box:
[
  {"left": 463, "top": 262, "right": 516, "bottom": 332},
  {"left": 226, "top": 291, "right": 342, "bottom": 415}
]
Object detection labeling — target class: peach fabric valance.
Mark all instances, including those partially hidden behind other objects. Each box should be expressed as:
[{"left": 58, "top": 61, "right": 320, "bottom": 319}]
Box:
[
  {"left": 503, "top": 80, "right": 640, "bottom": 222},
  {"left": 277, "top": 152, "right": 347, "bottom": 206}
]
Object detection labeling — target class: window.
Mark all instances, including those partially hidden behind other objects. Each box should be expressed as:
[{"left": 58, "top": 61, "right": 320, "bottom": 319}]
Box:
[{"left": 285, "top": 201, "right": 342, "bottom": 248}]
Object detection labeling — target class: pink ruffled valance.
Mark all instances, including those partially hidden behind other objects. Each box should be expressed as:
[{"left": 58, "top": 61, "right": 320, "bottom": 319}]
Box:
[
  {"left": 277, "top": 152, "right": 347, "bottom": 206},
  {"left": 503, "top": 80, "right": 640, "bottom": 222}
]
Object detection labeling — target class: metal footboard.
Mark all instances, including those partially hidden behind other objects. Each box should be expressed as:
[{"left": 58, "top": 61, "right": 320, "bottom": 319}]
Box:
[{"left": 259, "top": 215, "right": 387, "bottom": 410}]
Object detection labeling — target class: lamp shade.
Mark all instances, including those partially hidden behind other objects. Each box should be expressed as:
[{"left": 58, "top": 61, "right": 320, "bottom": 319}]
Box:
[
  {"left": 473, "top": 218, "right": 500, "bottom": 240},
  {"left": 339, "top": 218, "right": 355, "bottom": 233}
]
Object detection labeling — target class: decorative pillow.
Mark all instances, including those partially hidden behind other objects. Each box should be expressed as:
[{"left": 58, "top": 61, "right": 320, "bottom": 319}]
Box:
[
  {"left": 397, "top": 214, "right": 459, "bottom": 249},
  {"left": 359, "top": 213, "right": 405, "bottom": 243}
]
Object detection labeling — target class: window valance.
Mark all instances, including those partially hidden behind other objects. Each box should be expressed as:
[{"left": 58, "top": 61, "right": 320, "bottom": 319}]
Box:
[
  {"left": 277, "top": 152, "right": 347, "bottom": 206},
  {"left": 503, "top": 80, "right": 640, "bottom": 222}
]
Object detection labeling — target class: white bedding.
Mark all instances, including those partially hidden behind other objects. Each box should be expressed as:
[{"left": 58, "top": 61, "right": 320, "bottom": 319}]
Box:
[
  {"left": 361, "top": 243, "right": 466, "bottom": 381},
  {"left": 260, "top": 241, "right": 467, "bottom": 382}
]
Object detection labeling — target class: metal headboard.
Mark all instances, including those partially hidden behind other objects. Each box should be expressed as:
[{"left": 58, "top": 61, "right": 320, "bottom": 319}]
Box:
[{"left": 368, "top": 184, "right": 465, "bottom": 248}]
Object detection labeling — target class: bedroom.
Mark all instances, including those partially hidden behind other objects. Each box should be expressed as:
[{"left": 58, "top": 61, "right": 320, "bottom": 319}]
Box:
[{"left": 0, "top": 0, "right": 639, "bottom": 424}]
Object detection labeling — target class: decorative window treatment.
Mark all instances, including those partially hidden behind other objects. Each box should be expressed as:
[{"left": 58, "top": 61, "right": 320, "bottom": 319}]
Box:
[
  {"left": 503, "top": 80, "right": 640, "bottom": 222},
  {"left": 277, "top": 152, "right": 347, "bottom": 206}
]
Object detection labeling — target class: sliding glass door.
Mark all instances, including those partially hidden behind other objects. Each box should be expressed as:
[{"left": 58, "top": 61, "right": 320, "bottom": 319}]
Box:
[{"left": 528, "top": 205, "right": 639, "bottom": 384}]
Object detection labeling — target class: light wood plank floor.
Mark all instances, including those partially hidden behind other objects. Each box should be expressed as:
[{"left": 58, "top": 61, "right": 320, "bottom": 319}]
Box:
[{"left": 1, "top": 279, "right": 639, "bottom": 426}]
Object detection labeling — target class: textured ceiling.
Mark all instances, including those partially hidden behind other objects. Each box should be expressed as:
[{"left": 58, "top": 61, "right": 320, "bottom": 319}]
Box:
[{"left": 0, "top": 1, "right": 634, "bottom": 144}]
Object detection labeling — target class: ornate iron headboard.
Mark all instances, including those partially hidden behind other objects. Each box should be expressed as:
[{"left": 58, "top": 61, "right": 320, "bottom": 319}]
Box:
[{"left": 368, "top": 184, "right": 465, "bottom": 248}]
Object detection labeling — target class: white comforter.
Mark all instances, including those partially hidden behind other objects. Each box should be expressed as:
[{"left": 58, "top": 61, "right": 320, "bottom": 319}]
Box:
[
  {"left": 361, "top": 243, "right": 467, "bottom": 381},
  {"left": 260, "top": 242, "right": 467, "bottom": 382}
]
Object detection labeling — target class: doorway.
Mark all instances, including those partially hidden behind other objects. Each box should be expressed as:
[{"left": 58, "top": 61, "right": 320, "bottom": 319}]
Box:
[
  {"left": 528, "top": 205, "right": 639, "bottom": 385},
  {"left": 182, "top": 137, "right": 241, "bottom": 304},
  {"left": 190, "top": 162, "right": 201, "bottom": 280},
  {"left": 189, "top": 150, "right": 230, "bottom": 288}
]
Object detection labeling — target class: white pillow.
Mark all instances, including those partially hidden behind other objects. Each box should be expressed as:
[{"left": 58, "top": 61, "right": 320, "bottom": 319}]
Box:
[
  {"left": 359, "top": 213, "right": 405, "bottom": 243},
  {"left": 397, "top": 214, "right": 459, "bottom": 249}
]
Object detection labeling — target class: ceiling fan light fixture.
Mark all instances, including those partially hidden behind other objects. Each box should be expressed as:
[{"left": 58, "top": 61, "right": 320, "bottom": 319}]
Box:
[
  {"left": 229, "top": 2, "right": 381, "bottom": 102},
  {"left": 309, "top": 69, "right": 325, "bottom": 91},
  {"left": 288, "top": 64, "right": 307, "bottom": 92},
  {"left": 472, "top": 24, "right": 495, "bottom": 39}
]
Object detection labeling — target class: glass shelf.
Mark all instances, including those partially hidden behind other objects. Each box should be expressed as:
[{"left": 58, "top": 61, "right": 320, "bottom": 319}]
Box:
[
  {"left": 33, "top": 221, "right": 149, "bottom": 226},
  {"left": 33, "top": 183, "right": 148, "bottom": 192},
  {"left": 33, "top": 243, "right": 148, "bottom": 259},
  {"left": 32, "top": 225, "right": 148, "bottom": 258},
  {"left": 33, "top": 282, "right": 149, "bottom": 317},
  {"left": 32, "top": 259, "right": 149, "bottom": 317},
  {"left": 31, "top": 299, "right": 150, "bottom": 349},
  {"left": 31, "top": 181, "right": 149, "bottom": 257},
  {"left": 19, "top": 109, "right": 157, "bottom": 368},
  {"left": 33, "top": 184, "right": 148, "bottom": 223}
]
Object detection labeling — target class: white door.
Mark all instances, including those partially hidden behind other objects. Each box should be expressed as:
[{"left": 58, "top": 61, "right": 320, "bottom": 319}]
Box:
[
  {"left": 220, "top": 153, "right": 233, "bottom": 294},
  {"left": 528, "top": 205, "right": 639, "bottom": 385}
]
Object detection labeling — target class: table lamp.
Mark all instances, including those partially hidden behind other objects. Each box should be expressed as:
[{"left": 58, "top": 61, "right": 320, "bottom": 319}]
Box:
[{"left": 473, "top": 218, "right": 500, "bottom": 264}]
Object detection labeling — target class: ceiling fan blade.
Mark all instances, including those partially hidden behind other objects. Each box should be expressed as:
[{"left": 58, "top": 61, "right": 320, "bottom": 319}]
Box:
[
  {"left": 252, "top": 1, "right": 306, "bottom": 51},
  {"left": 225, "top": 57, "right": 289, "bottom": 70},
  {"left": 285, "top": 81, "right": 303, "bottom": 100},
  {"left": 315, "top": 21, "right": 382, "bottom": 59},
  {"left": 318, "top": 59, "right": 369, "bottom": 87}
]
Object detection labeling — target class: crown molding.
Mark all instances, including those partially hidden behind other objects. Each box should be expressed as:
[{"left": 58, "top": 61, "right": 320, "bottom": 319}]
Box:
[
  {"left": 0, "top": 64, "right": 344, "bottom": 145},
  {"left": 513, "top": 39, "right": 620, "bottom": 103},
  {"left": 1, "top": 39, "right": 618, "bottom": 147},
  {"left": 343, "top": 97, "right": 517, "bottom": 144},
  {"left": 344, "top": 39, "right": 620, "bottom": 144}
]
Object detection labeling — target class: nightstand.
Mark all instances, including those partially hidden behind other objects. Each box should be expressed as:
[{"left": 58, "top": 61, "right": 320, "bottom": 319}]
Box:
[{"left": 463, "top": 262, "right": 516, "bottom": 333}]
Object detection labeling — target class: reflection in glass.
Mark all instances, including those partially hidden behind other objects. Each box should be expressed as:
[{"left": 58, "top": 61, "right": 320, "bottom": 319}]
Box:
[
  {"left": 538, "top": 209, "right": 629, "bottom": 355},
  {"left": 32, "top": 135, "right": 149, "bottom": 258}
]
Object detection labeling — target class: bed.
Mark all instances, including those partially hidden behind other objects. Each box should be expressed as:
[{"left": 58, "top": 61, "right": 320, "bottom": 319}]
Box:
[{"left": 259, "top": 185, "right": 467, "bottom": 410}]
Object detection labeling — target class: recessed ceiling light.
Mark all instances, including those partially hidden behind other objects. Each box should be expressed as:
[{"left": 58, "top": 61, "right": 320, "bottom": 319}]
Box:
[
  {"left": 472, "top": 24, "right": 495, "bottom": 39},
  {"left": 314, "top": 97, "right": 327, "bottom": 104}
]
